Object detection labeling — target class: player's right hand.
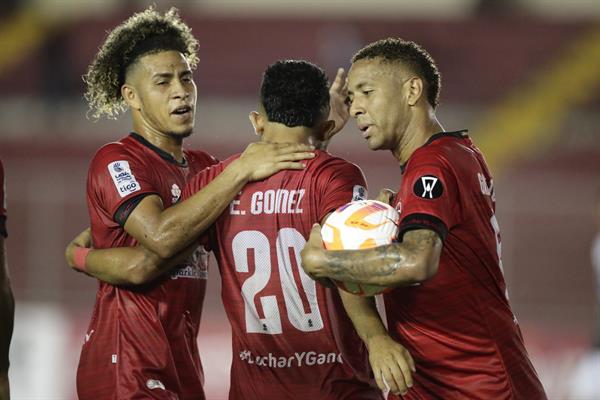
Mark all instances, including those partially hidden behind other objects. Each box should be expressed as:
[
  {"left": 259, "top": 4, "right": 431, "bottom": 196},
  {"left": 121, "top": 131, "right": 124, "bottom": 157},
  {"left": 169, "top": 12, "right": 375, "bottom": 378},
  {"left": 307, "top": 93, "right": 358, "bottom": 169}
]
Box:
[
  {"left": 65, "top": 228, "right": 92, "bottom": 270},
  {"left": 235, "top": 142, "right": 315, "bottom": 182},
  {"left": 366, "top": 333, "right": 415, "bottom": 396}
]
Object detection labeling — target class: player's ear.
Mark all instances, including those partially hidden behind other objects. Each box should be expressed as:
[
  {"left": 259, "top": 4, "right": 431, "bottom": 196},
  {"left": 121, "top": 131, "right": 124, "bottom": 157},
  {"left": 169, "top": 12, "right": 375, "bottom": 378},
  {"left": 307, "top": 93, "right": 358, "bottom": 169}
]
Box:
[
  {"left": 406, "top": 77, "right": 424, "bottom": 107},
  {"left": 248, "top": 111, "right": 265, "bottom": 137},
  {"left": 121, "top": 84, "right": 141, "bottom": 110}
]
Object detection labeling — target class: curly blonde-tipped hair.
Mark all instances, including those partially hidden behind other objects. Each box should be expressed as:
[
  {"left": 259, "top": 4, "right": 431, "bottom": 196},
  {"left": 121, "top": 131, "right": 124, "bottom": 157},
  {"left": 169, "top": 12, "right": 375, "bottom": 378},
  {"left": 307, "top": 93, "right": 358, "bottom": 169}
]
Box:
[{"left": 83, "top": 6, "right": 199, "bottom": 119}]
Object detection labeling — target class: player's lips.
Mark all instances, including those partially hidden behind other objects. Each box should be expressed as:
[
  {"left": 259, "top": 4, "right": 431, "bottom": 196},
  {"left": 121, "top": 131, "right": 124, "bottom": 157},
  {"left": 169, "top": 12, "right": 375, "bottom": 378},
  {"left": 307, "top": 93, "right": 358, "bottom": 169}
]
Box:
[
  {"left": 358, "top": 123, "right": 373, "bottom": 138},
  {"left": 170, "top": 105, "right": 193, "bottom": 119}
]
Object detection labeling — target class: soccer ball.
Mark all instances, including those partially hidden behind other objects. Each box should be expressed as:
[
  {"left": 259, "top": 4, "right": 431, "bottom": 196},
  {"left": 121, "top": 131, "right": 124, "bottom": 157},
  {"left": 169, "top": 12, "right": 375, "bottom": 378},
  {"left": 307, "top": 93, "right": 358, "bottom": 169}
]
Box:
[{"left": 321, "top": 200, "right": 399, "bottom": 296}]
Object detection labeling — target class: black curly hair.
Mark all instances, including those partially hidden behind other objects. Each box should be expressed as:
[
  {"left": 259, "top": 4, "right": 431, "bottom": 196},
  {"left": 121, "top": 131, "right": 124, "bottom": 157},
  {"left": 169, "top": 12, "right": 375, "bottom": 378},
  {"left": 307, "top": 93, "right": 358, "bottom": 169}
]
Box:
[
  {"left": 352, "top": 38, "right": 441, "bottom": 108},
  {"left": 260, "top": 60, "right": 330, "bottom": 128},
  {"left": 84, "top": 6, "right": 198, "bottom": 119}
]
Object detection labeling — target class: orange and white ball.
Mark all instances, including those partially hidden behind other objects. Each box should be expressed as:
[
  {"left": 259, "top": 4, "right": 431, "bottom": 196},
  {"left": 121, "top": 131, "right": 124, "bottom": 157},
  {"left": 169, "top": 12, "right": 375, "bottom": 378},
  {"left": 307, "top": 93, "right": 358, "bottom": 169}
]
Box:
[{"left": 321, "top": 200, "right": 399, "bottom": 296}]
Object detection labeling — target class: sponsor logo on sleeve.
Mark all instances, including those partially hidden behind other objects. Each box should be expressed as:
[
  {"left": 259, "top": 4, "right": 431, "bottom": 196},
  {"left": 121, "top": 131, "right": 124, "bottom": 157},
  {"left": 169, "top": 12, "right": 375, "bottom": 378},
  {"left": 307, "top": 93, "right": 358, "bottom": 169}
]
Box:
[
  {"left": 108, "top": 161, "right": 141, "bottom": 198},
  {"left": 413, "top": 175, "right": 443, "bottom": 199},
  {"left": 352, "top": 185, "right": 367, "bottom": 201}
]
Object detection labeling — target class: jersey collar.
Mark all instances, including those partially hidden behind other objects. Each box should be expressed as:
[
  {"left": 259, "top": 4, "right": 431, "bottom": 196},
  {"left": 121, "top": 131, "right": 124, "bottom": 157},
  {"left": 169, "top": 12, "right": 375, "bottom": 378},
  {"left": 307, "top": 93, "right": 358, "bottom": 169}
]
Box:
[
  {"left": 129, "top": 132, "right": 188, "bottom": 167},
  {"left": 400, "top": 129, "right": 468, "bottom": 173}
]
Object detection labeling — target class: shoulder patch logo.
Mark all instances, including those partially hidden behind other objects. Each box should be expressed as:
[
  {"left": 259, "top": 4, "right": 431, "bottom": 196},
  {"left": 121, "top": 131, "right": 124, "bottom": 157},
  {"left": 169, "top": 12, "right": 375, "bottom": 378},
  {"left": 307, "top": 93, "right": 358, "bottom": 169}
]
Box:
[
  {"left": 352, "top": 185, "right": 367, "bottom": 201},
  {"left": 108, "top": 160, "right": 141, "bottom": 198},
  {"left": 413, "top": 175, "right": 443, "bottom": 199}
]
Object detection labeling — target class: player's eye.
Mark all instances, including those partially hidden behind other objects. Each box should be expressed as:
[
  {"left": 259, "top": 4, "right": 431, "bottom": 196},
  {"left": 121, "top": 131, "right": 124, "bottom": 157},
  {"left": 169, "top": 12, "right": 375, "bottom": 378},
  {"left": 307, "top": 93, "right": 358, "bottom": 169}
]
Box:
[{"left": 345, "top": 96, "right": 353, "bottom": 106}]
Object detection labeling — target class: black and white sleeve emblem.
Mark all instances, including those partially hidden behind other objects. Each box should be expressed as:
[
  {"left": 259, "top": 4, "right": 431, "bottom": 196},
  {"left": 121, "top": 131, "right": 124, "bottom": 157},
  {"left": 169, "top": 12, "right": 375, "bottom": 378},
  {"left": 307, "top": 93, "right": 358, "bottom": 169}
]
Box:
[{"left": 413, "top": 175, "right": 444, "bottom": 199}]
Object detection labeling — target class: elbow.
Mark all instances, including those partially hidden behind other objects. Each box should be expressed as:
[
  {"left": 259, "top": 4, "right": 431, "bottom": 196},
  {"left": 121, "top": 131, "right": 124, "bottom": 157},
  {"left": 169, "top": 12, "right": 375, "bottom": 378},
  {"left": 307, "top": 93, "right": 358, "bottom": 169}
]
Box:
[
  {"left": 409, "top": 252, "right": 441, "bottom": 284},
  {"left": 125, "top": 253, "right": 164, "bottom": 285},
  {"left": 382, "top": 253, "right": 440, "bottom": 287},
  {"left": 126, "top": 264, "right": 162, "bottom": 285},
  {"left": 127, "top": 268, "right": 153, "bottom": 285},
  {"left": 411, "top": 261, "right": 438, "bottom": 283}
]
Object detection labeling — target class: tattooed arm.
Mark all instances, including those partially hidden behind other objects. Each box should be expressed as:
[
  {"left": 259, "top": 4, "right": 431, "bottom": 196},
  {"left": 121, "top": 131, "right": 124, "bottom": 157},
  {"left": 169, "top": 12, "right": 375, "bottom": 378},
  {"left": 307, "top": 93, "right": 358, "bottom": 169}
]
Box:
[{"left": 301, "top": 226, "right": 442, "bottom": 286}]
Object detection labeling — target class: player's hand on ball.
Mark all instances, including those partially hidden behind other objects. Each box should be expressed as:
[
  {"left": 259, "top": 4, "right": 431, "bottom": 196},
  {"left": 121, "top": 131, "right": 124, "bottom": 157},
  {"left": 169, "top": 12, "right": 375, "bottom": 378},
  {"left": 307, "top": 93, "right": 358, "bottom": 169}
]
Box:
[
  {"left": 376, "top": 188, "right": 396, "bottom": 205},
  {"left": 236, "top": 142, "right": 315, "bottom": 182},
  {"left": 300, "top": 223, "right": 327, "bottom": 279},
  {"left": 65, "top": 227, "right": 92, "bottom": 270},
  {"left": 367, "top": 334, "right": 415, "bottom": 396}
]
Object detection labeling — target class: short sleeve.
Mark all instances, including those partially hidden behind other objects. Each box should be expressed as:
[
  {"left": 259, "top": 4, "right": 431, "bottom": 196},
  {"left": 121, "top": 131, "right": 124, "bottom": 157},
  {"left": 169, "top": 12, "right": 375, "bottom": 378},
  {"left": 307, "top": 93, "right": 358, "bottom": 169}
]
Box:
[
  {"left": 397, "top": 156, "right": 459, "bottom": 241},
  {"left": 318, "top": 158, "right": 368, "bottom": 223},
  {"left": 181, "top": 162, "right": 226, "bottom": 250},
  {"left": 88, "top": 144, "right": 160, "bottom": 223},
  {"left": 0, "top": 160, "right": 7, "bottom": 237}
]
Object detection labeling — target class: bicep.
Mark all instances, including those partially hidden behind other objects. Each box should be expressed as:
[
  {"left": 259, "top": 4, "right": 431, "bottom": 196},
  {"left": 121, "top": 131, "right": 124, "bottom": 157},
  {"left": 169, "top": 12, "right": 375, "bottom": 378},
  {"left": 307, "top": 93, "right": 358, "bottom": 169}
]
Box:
[
  {"left": 122, "top": 194, "right": 165, "bottom": 244},
  {"left": 398, "top": 228, "right": 443, "bottom": 280}
]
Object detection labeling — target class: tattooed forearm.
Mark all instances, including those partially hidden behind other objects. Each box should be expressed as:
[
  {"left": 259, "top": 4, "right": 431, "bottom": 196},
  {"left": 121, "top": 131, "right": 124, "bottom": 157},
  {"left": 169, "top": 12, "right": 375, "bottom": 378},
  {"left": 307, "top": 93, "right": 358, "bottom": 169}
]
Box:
[{"left": 321, "top": 229, "right": 442, "bottom": 286}]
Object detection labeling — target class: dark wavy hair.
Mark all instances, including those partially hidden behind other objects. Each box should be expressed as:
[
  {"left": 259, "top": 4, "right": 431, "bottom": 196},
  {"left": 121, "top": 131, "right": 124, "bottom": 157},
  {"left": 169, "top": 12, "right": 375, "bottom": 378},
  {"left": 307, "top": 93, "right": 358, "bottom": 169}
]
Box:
[
  {"left": 83, "top": 6, "right": 199, "bottom": 119},
  {"left": 352, "top": 38, "right": 441, "bottom": 108},
  {"left": 260, "top": 60, "right": 330, "bottom": 128}
]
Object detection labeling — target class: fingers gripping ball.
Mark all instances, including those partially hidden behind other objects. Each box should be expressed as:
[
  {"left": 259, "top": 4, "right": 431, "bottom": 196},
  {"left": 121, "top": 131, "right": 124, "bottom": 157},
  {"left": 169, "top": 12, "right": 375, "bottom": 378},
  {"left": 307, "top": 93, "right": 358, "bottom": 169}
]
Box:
[{"left": 321, "top": 200, "right": 399, "bottom": 296}]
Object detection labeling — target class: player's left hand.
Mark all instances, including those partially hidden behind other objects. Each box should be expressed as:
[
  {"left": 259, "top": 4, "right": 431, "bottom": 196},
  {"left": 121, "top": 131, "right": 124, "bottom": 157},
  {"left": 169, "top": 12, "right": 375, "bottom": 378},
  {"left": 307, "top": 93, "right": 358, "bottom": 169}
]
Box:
[
  {"left": 325, "top": 68, "right": 350, "bottom": 140},
  {"left": 300, "top": 223, "right": 327, "bottom": 279},
  {"left": 367, "top": 334, "right": 415, "bottom": 396},
  {"left": 65, "top": 228, "right": 92, "bottom": 270}
]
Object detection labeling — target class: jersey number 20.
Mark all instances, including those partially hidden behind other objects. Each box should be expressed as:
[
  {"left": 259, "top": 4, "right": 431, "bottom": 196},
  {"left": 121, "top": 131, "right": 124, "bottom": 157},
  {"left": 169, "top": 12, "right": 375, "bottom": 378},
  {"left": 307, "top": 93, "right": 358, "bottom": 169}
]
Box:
[{"left": 232, "top": 228, "right": 324, "bottom": 335}]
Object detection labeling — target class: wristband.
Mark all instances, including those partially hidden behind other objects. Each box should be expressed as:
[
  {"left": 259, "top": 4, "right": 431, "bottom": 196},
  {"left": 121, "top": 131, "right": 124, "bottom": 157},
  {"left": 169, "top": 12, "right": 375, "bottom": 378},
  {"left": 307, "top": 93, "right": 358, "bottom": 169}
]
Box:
[{"left": 73, "top": 247, "right": 91, "bottom": 272}]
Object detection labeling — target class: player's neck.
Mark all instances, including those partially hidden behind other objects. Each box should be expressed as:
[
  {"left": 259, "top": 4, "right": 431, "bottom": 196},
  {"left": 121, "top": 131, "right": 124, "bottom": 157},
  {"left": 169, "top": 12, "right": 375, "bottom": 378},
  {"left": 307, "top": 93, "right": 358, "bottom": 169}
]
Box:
[
  {"left": 132, "top": 123, "right": 185, "bottom": 162},
  {"left": 261, "top": 125, "right": 312, "bottom": 145},
  {"left": 394, "top": 108, "right": 443, "bottom": 164}
]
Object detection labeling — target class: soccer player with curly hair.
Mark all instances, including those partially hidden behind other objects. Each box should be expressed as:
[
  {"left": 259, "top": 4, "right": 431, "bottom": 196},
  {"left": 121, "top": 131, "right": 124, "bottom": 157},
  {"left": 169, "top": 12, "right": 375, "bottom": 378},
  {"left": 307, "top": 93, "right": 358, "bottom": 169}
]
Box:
[
  {"left": 71, "top": 57, "right": 383, "bottom": 399},
  {"left": 69, "top": 7, "right": 314, "bottom": 399},
  {"left": 301, "top": 38, "right": 547, "bottom": 399}
]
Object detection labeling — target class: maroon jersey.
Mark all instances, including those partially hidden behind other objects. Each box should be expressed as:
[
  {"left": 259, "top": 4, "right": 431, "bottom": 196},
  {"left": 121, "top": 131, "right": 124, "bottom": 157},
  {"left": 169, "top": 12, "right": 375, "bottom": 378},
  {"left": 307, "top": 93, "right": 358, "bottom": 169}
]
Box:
[
  {"left": 183, "top": 150, "right": 382, "bottom": 400},
  {"left": 0, "top": 160, "right": 6, "bottom": 237},
  {"left": 78, "top": 133, "right": 217, "bottom": 400},
  {"left": 387, "top": 131, "right": 546, "bottom": 399}
]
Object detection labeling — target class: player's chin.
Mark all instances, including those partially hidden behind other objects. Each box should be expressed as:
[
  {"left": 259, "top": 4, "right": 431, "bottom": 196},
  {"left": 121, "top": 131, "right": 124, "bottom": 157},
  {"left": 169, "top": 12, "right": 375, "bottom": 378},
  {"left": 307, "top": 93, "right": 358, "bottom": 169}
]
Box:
[
  {"left": 167, "top": 126, "right": 194, "bottom": 139},
  {"left": 366, "top": 137, "right": 382, "bottom": 151}
]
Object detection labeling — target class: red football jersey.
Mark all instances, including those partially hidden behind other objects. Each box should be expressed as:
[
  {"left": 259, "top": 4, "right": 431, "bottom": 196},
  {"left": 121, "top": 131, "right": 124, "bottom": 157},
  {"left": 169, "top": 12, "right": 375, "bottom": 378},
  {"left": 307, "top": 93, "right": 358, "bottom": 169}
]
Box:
[
  {"left": 78, "top": 133, "right": 217, "bottom": 400},
  {"left": 0, "top": 159, "right": 6, "bottom": 237},
  {"left": 387, "top": 131, "right": 546, "bottom": 399},
  {"left": 183, "top": 150, "right": 382, "bottom": 400}
]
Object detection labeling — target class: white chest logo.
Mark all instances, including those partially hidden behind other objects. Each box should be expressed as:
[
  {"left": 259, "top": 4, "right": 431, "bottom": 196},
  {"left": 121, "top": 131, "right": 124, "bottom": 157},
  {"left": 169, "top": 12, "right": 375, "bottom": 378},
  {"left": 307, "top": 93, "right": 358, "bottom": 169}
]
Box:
[
  {"left": 171, "top": 183, "right": 181, "bottom": 203},
  {"left": 108, "top": 161, "right": 141, "bottom": 198}
]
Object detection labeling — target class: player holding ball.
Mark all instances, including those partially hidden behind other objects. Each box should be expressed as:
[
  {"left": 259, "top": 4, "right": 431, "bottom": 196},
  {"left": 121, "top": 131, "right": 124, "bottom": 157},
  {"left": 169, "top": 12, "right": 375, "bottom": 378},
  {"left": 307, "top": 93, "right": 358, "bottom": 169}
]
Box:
[{"left": 301, "top": 38, "right": 547, "bottom": 399}]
